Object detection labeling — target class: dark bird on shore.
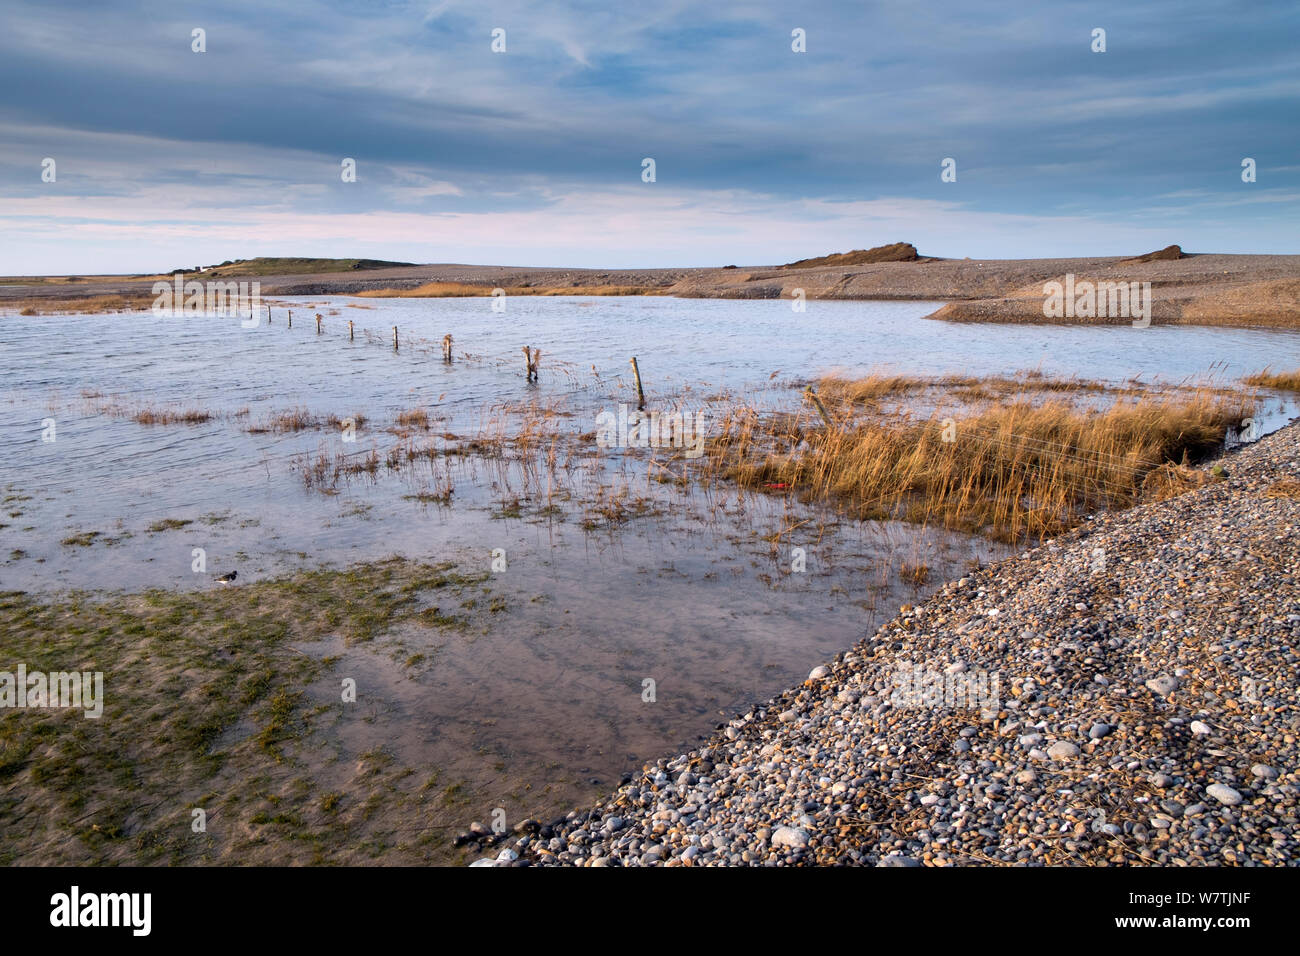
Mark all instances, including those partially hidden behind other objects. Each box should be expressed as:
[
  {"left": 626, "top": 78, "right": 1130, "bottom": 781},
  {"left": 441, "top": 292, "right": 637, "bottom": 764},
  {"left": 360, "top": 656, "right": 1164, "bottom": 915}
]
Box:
[{"left": 215, "top": 570, "right": 237, "bottom": 584}]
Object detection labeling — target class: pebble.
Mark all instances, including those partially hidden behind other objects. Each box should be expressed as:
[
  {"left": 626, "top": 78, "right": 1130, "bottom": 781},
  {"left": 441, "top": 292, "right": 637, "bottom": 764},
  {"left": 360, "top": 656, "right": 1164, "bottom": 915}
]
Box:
[
  {"left": 1145, "top": 675, "right": 1179, "bottom": 696},
  {"left": 770, "top": 826, "right": 809, "bottom": 848},
  {"left": 1047, "top": 741, "right": 1079, "bottom": 760},
  {"left": 1206, "top": 784, "right": 1243, "bottom": 806}
]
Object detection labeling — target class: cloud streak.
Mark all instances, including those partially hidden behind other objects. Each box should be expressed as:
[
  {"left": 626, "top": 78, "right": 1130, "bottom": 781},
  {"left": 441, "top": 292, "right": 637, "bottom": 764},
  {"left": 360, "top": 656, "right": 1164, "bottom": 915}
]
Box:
[{"left": 0, "top": 0, "right": 1295, "bottom": 271}]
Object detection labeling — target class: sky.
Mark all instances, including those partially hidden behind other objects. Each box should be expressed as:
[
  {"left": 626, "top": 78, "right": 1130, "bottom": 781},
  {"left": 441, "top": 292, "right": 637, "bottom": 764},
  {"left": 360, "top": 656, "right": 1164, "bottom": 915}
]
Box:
[{"left": 1, "top": 0, "right": 1297, "bottom": 274}]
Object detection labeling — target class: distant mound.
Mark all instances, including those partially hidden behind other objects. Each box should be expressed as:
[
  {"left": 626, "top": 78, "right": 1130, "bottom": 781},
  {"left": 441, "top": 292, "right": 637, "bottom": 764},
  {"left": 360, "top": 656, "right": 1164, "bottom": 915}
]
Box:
[
  {"left": 1125, "top": 244, "right": 1184, "bottom": 263},
  {"left": 781, "top": 242, "right": 919, "bottom": 270},
  {"left": 172, "top": 257, "right": 418, "bottom": 277}
]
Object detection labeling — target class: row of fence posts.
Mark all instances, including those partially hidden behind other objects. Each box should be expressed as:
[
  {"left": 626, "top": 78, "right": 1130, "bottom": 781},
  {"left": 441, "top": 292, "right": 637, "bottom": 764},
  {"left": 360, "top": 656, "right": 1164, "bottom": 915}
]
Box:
[{"left": 251, "top": 311, "right": 683, "bottom": 408}]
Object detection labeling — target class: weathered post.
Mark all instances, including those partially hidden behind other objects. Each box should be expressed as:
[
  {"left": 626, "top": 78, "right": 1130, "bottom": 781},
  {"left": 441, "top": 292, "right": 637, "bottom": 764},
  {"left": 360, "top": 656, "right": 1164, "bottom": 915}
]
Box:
[
  {"left": 393, "top": 326, "right": 399, "bottom": 350},
  {"left": 804, "top": 386, "right": 834, "bottom": 427},
  {"left": 315, "top": 313, "right": 322, "bottom": 334},
  {"left": 288, "top": 310, "right": 292, "bottom": 328},
  {"left": 523, "top": 346, "right": 540, "bottom": 381},
  {"left": 442, "top": 334, "right": 453, "bottom": 362},
  {"left": 629, "top": 357, "right": 646, "bottom": 410},
  {"left": 349, "top": 319, "right": 354, "bottom": 341}
]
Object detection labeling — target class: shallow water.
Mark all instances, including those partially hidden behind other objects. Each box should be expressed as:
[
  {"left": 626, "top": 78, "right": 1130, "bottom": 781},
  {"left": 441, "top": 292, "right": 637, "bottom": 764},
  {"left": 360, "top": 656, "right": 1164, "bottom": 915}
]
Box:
[
  {"left": 3, "top": 295, "right": 1296, "bottom": 839},
  {"left": 4, "top": 295, "right": 1295, "bottom": 587}
]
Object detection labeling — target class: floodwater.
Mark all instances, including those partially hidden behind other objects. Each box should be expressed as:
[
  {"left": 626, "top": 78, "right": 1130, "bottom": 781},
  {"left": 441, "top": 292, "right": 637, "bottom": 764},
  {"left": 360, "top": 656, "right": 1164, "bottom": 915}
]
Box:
[{"left": 3, "top": 295, "right": 1297, "bottom": 840}]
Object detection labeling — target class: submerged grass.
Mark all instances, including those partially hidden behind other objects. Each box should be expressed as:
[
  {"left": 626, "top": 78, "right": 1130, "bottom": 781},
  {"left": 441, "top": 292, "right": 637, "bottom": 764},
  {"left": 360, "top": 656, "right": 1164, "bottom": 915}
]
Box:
[
  {"left": 0, "top": 558, "right": 490, "bottom": 865},
  {"left": 134, "top": 407, "right": 212, "bottom": 426},
  {"left": 246, "top": 409, "right": 368, "bottom": 434}
]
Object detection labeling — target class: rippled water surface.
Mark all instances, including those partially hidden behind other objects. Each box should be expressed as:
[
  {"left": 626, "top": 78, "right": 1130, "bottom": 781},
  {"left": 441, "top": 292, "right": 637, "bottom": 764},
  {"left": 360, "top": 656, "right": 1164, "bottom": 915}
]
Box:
[
  {"left": 7, "top": 296, "right": 1297, "bottom": 551},
  {"left": 3, "top": 295, "right": 1296, "bottom": 824}
]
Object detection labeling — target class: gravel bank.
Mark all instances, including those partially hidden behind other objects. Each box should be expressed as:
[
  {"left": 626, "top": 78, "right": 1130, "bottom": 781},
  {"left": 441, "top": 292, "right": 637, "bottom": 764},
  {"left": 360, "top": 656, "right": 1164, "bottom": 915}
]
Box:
[
  {"left": 6, "top": 254, "right": 1297, "bottom": 330},
  {"left": 472, "top": 421, "right": 1300, "bottom": 866}
]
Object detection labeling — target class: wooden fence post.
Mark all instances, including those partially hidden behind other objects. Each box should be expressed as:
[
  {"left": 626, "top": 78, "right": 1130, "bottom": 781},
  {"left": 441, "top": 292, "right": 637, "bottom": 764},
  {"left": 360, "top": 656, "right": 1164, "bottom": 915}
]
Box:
[
  {"left": 629, "top": 357, "right": 646, "bottom": 410},
  {"left": 804, "top": 386, "right": 834, "bottom": 427}
]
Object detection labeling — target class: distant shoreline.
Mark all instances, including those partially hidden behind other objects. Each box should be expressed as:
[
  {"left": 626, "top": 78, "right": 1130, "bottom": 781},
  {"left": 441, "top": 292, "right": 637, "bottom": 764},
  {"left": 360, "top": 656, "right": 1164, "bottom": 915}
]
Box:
[{"left": 3, "top": 252, "right": 1297, "bottom": 330}]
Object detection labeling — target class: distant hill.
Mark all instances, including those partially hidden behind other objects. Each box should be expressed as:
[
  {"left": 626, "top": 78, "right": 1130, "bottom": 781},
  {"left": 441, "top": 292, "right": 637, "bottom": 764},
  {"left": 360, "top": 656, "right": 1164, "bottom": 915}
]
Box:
[
  {"left": 781, "top": 242, "right": 920, "bottom": 269},
  {"left": 1124, "top": 244, "right": 1185, "bottom": 263},
  {"left": 168, "top": 257, "right": 418, "bottom": 277}
]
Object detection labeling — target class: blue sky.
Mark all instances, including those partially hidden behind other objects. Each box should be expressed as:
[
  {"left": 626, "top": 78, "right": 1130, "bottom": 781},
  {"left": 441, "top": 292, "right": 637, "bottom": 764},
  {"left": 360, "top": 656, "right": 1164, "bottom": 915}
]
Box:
[{"left": 1, "top": 0, "right": 1297, "bottom": 274}]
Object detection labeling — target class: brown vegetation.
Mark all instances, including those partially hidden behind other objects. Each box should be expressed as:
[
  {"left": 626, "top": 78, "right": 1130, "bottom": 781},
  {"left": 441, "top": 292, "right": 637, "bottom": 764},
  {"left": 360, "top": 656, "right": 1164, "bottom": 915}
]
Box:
[
  {"left": 247, "top": 409, "right": 368, "bottom": 434},
  {"left": 133, "top": 407, "right": 213, "bottom": 426},
  {"left": 1265, "top": 480, "right": 1300, "bottom": 500},
  {"left": 815, "top": 371, "right": 1114, "bottom": 410},
  {"left": 781, "top": 242, "right": 920, "bottom": 270},
  {"left": 8, "top": 293, "right": 156, "bottom": 315},
  {"left": 396, "top": 408, "right": 431, "bottom": 429},
  {"left": 1243, "top": 367, "right": 1300, "bottom": 391},
  {"left": 1125, "top": 244, "right": 1185, "bottom": 263},
  {"left": 709, "top": 386, "right": 1253, "bottom": 542},
  {"left": 356, "top": 282, "right": 661, "bottom": 299}
]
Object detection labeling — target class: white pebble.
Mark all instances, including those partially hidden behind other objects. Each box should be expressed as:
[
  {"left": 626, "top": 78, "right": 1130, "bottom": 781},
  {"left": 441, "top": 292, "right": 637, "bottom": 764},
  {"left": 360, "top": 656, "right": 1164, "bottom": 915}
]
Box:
[{"left": 1206, "top": 784, "right": 1242, "bottom": 806}]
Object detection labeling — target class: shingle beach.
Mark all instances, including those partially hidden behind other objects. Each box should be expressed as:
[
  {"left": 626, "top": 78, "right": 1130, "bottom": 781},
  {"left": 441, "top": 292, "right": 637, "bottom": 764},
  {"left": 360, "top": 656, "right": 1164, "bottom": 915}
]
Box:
[{"left": 470, "top": 421, "right": 1300, "bottom": 866}]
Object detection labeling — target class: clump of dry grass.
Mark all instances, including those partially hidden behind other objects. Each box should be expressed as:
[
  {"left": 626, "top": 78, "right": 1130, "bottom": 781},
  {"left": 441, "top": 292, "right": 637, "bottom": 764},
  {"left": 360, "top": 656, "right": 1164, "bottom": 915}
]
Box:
[
  {"left": 81, "top": 395, "right": 216, "bottom": 426},
  {"left": 816, "top": 371, "right": 1113, "bottom": 412},
  {"left": 899, "top": 562, "right": 930, "bottom": 587},
  {"left": 1243, "top": 367, "right": 1300, "bottom": 391},
  {"left": 580, "top": 485, "right": 659, "bottom": 529},
  {"left": 247, "top": 409, "right": 367, "bottom": 434},
  {"left": 818, "top": 373, "right": 925, "bottom": 404},
  {"left": 8, "top": 293, "right": 156, "bottom": 315},
  {"left": 1264, "top": 480, "right": 1300, "bottom": 500},
  {"left": 248, "top": 408, "right": 319, "bottom": 434},
  {"left": 397, "top": 408, "right": 431, "bottom": 429},
  {"left": 712, "top": 389, "right": 1253, "bottom": 542},
  {"left": 325, "top": 412, "right": 367, "bottom": 431},
  {"left": 132, "top": 406, "right": 212, "bottom": 425},
  {"left": 1140, "top": 462, "right": 1213, "bottom": 502}
]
